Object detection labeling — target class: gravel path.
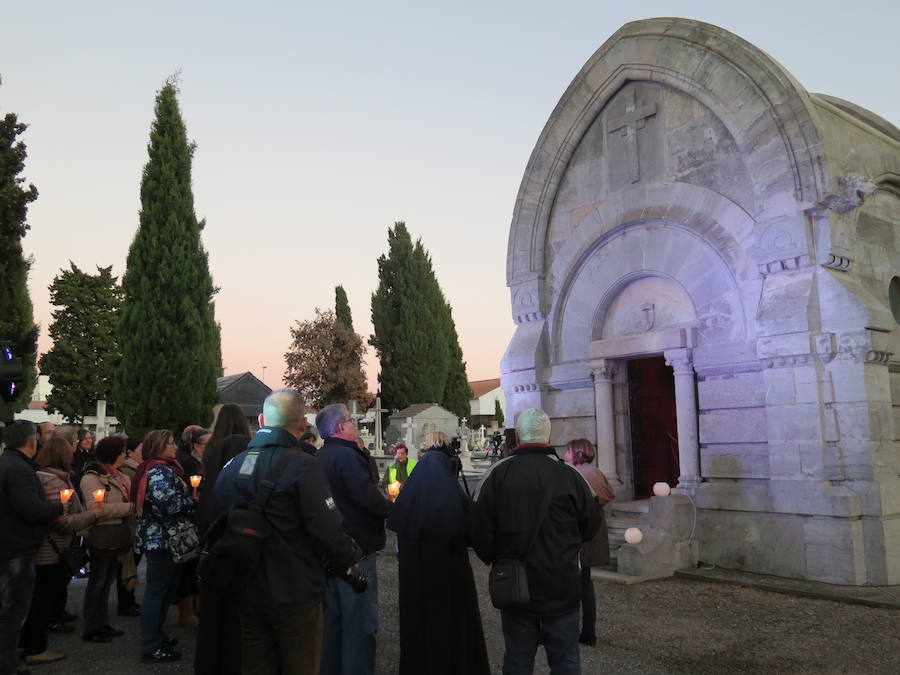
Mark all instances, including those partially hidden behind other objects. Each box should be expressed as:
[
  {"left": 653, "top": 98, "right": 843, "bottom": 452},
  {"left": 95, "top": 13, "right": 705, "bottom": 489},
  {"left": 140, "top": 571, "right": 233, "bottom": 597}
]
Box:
[{"left": 29, "top": 547, "right": 900, "bottom": 674}]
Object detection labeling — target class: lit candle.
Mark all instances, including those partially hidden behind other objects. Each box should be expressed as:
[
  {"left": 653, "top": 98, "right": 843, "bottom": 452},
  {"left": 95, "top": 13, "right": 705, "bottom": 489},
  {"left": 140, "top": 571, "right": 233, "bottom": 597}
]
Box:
[
  {"left": 388, "top": 481, "right": 401, "bottom": 501},
  {"left": 93, "top": 488, "right": 106, "bottom": 504},
  {"left": 59, "top": 488, "right": 74, "bottom": 504},
  {"left": 190, "top": 475, "right": 201, "bottom": 499}
]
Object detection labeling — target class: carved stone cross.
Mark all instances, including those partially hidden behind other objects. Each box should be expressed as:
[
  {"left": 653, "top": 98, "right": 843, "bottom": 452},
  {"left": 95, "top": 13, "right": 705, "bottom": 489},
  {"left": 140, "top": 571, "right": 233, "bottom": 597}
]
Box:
[{"left": 607, "top": 89, "right": 657, "bottom": 184}]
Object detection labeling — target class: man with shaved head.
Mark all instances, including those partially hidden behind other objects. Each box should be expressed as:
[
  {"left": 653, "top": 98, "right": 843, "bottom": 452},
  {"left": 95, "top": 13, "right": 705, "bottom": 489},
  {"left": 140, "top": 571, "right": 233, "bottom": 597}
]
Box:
[{"left": 214, "top": 389, "right": 361, "bottom": 675}]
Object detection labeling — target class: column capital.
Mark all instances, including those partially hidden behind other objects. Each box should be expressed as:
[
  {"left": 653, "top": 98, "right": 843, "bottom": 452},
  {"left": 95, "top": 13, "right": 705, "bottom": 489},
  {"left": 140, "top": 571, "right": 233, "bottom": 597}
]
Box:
[
  {"left": 664, "top": 348, "right": 694, "bottom": 374},
  {"left": 590, "top": 359, "right": 616, "bottom": 381}
]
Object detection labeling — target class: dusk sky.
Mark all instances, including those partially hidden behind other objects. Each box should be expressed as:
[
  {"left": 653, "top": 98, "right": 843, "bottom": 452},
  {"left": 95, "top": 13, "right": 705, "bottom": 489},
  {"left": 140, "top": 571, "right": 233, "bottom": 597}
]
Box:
[{"left": 3, "top": 1, "right": 898, "bottom": 392}]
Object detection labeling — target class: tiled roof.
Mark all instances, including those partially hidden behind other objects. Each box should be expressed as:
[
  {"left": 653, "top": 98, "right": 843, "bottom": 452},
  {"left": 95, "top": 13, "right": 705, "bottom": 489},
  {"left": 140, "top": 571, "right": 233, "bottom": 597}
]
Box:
[{"left": 468, "top": 378, "right": 501, "bottom": 398}]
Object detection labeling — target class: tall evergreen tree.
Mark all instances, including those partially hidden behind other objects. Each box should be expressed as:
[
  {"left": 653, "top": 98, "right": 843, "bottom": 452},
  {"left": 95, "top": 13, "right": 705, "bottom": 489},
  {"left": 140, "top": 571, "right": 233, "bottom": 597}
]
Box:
[
  {"left": 39, "top": 264, "right": 122, "bottom": 422},
  {"left": 0, "top": 87, "right": 39, "bottom": 411},
  {"left": 370, "top": 222, "right": 471, "bottom": 418},
  {"left": 114, "top": 79, "right": 221, "bottom": 436},
  {"left": 335, "top": 285, "right": 353, "bottom": 330}
]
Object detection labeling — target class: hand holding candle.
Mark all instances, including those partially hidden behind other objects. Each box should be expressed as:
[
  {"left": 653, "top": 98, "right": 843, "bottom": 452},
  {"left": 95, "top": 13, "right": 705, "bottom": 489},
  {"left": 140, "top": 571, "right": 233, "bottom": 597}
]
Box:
[
  {"left": 388, "top": 481, "right": 401, "bottom": 501},
  {"left": 190, "top": 474, "right": 202, "bottom": 498},
  {"left": 59, "top": 488, "right": 74, "bottom": 508},
  {"left": 93, "top": 488, "right": 106, "bottom": 505}
]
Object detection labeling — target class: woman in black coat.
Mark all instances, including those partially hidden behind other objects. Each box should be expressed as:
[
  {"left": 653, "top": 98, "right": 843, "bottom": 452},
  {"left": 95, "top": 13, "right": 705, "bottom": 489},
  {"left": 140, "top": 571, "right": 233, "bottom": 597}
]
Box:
[
  {"left": 194, "top": 405, "right": 251, "bottom": 675},
  {"left": 387, "top": 448, "right": 490, "bottom": 675}
]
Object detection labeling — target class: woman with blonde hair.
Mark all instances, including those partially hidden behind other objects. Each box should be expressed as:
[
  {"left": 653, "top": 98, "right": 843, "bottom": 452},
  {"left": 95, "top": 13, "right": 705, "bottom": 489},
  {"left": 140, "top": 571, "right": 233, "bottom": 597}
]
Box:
[{"left": 564, "top": 438, "right": 615, "bottom": 646}]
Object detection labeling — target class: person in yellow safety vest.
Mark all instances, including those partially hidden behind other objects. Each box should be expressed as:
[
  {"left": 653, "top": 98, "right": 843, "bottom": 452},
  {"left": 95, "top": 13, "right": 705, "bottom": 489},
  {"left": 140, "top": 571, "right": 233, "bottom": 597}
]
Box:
[{"left": 381, "top": 443, "right": 416, "bottom": 500}]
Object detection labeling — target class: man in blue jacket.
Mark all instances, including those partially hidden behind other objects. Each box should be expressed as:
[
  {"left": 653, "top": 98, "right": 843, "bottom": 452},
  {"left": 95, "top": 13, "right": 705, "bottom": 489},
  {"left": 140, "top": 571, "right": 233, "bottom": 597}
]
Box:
[
  {"left": 0, "top": 421, "right": 64, "bottom": 675},
  {"left": 215, "top": 390, "right": 362, "bottom": 675},
  {"left": 316, "top": 403, "right": 392, "bottom": 675}
]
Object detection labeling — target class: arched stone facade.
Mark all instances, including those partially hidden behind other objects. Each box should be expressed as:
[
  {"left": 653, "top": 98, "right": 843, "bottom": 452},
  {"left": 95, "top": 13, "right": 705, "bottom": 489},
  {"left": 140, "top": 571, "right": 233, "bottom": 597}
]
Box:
[{"left": 503, "top": 18, "right": 900, "bottom": 584}]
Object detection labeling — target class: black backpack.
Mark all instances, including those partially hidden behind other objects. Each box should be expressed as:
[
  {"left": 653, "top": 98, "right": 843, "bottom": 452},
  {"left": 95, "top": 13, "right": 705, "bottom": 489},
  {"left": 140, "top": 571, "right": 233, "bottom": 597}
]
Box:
[{"left": 197, "top": 449, "right": 294, "bottom": 594}]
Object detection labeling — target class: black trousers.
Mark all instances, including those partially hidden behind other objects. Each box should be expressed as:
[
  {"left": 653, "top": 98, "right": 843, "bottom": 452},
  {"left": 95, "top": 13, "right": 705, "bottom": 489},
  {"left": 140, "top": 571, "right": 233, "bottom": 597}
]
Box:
[{"left": 19, "top": 563, "right": 68, "bottom": 655}]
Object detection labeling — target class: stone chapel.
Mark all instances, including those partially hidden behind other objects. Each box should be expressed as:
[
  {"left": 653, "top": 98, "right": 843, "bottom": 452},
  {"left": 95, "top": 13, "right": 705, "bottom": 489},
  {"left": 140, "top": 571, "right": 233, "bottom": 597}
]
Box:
[{"left": 502, "top": 18, "right": 900, "bottom": 585}]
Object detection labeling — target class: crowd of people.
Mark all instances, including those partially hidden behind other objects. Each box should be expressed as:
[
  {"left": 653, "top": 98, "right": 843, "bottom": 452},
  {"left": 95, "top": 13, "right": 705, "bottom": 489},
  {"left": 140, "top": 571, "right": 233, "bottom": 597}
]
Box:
[{"left": 0, "top": 393, "right": 614, "bottom": 675}]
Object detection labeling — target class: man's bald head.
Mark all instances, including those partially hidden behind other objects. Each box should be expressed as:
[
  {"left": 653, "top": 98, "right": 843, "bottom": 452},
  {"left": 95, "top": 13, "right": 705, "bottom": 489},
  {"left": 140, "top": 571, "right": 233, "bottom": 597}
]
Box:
[{"left": 261, "top": 388, "right": 307, "bottom": 437}]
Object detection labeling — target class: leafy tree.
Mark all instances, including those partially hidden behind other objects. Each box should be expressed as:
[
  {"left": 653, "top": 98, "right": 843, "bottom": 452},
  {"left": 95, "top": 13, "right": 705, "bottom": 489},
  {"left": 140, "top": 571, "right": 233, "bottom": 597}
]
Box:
[
  {"left": 0, "top": 86, "right": 39, "bottom": 411},
  {"left": 369, "top": 222, "right": 472, "bottom": 418},
  {"left": 284, "top": 309, "right": 367, "bottom": 410},
  {"left": 335, "top": 285, "right": 353, "bottom": 330},
  {"left": 114, "top": 79, "right": 222, "bottom": 436},
  {"left": 38, "top": 264, "right": 122, "bottom": 422},
  {"left": 494, "top": 398, "right": 504, "bottom": 427}
]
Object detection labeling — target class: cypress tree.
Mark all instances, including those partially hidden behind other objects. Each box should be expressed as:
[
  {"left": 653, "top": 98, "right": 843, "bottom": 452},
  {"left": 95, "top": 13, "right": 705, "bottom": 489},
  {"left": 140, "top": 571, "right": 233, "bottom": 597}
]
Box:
[
  {"left": 0, "top": 89, "right": 39, "bottom": 411},
  {"left": 114, "top": 79, "right": 221, "bottom": 436},
  {"left": 370, "top": 222, "right": 470, "bottom": 417},
  {"left": 335, "top": 285, "right": 353, "bottom": 330},
  {"left": 39, "top": 264, "right": 122, "bottom": 422}
]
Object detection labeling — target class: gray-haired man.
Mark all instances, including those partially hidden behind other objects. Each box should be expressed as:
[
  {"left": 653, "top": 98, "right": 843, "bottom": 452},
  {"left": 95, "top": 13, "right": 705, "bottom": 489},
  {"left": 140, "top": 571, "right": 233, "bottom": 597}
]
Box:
[
  {"left": 472, "top": 408, "right": 600, "bottom": 675},
  {"left": 316, "top": 403, "right": 392, "bottom": 675}
]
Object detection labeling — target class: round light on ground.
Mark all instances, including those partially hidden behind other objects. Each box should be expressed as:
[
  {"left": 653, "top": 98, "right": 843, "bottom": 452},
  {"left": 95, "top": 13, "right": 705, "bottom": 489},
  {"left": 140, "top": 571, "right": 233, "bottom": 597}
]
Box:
[
  {"left": 653, "top": 481, "right": 671, "bottom": 497},
  {"left": 624, "top": 527, "right": 643, "bottom": 545}
]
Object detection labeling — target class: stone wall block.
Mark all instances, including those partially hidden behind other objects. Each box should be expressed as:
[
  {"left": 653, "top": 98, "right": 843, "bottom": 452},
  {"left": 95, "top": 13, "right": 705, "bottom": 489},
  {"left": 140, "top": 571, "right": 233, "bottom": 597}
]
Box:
[
  {"left": 797, "top": 442, "right": 825, "bottom": 478},
  {"left": 860, "top": 518, "right": 900, "bottom": 585},
  {"left": 828, "top": 361, "right": 870, "bottom": 402},
  {"left": 765, "top": 404, "right": 822, "bottom": 442},
  {"left": 761, "top": 368, "right": 796, "bottom": 405},
  {"left": 543, "top": 388, "right": 595, "bottom": 418},
  {"left": 698, "top": 372, "right": 766, "bottom": 409},
  {"left": 769, "top": 481, "right": 862, "bottom": 518},
  {"left": 767, "top": 441, "right": 802, "bottom": 477},
  {"left": 793, "top": 366, "right": 819, "bottom": 404},
  {"left": 757, "top": 332, "right": 811, "bottom": 359},
  {"left": 832, "top": 402, "right": 876, "bottom": 440},
  {"left": 694, "top": 481, "right": 773, "bottom": 512},
  {"left": 803, "top": 517, "right": 866, "bottom": 584},
  {"left": 699, "top": 407, "right": 767, "bottom": 444},
  {"left": 698, "top": 510, "right": 806, "bottom": 578},
  {"left": 700, "top": 443, "right": 769, "bottom": 478}
]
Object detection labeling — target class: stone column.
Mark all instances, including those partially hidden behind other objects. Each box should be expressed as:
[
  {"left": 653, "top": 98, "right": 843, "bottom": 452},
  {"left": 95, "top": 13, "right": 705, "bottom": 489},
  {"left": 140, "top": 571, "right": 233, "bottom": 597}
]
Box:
[
  {"left": 665, "top": 348, "right": 700, "bottom": 493},
  {"left": 591, "top": 360, "right": 620, "bottom": 484}
]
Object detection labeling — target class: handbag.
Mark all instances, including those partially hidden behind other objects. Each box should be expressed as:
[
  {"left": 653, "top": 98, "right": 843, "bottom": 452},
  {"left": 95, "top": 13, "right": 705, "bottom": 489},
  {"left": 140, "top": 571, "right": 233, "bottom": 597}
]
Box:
[
  {"left": 88, "top": 518, "right": 134, "bottom": 554},
  {"left": 487, "top": 464, "right": 559, "bottom": 610},
  {"left": 168, "top": 519, "right": 201, "bottom": 563},
  {"left": 49, "top": 535, "right": 89, "bottom": 578}
]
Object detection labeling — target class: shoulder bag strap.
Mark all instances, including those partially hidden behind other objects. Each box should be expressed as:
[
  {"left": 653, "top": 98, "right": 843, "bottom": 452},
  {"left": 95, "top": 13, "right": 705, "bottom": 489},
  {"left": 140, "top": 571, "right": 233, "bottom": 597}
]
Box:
[
  {"left": 522, "top": 456, "right": 563, "bottom": 557},
  {"left": 248, "top": 448, "right": 298, "bottom": 513}
]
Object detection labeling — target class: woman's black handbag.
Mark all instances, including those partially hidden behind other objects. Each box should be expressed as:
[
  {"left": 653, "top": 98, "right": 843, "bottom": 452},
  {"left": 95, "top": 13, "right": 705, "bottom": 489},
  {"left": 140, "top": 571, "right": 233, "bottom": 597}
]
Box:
[{"left": 50, "top": 535, "right": 90, "bottom": 577}]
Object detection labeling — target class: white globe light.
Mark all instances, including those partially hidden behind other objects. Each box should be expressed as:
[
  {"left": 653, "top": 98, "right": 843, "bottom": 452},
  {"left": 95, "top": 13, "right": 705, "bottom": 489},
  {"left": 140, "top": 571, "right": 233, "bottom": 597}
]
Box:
[
  {"left": 624, "top": 527, "right": 643, "bottom": 545},
  {"left": 653, "top": 482, "right": 671, "bottom": 497}
]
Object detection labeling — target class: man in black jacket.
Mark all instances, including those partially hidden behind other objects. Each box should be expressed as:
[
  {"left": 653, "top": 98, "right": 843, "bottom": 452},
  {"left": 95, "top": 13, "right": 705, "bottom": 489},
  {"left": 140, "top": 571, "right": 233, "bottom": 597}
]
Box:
[
  {"left": 215, "top": 390, "right": 362, "bottom": 675},
  {"left": 472, "top": 408, "right": 601, "bottom": 675},
  {"left": 316, "top": 403, "right": 392, "bottom": 675},
  {"left": 0, "top": 421, "right": 64, "bottom": 675}
]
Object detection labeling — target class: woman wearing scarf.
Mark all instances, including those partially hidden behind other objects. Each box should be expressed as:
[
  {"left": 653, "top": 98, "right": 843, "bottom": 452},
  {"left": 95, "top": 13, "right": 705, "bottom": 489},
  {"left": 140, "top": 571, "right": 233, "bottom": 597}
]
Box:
[
  {"left": 386, "top": 448, "right": 490, "bottom": 675},
  {"left": 132, "top": 429, "right": 196, "bottom": 664},
  {"left": 80, "top": 436, "right": 135, "bottom": 643}
]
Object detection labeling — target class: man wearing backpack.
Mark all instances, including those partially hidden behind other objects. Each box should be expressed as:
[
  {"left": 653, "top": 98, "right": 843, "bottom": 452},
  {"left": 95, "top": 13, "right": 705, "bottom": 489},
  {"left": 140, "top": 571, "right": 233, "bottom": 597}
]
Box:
[{"left": 214, "top": 389, "right": 362, "bottom": 675}]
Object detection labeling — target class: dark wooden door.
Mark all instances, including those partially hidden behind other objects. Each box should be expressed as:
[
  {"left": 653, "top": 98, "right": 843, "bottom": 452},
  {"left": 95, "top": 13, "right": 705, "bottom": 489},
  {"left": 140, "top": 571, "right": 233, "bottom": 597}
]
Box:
[{"left": 627, "top": 356, "right": 679, "bottom": 498}]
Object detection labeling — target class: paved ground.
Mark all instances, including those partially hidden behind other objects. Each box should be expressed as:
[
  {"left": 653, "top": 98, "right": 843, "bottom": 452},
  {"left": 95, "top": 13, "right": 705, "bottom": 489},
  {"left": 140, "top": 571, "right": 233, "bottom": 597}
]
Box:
[{"left": 30, "top": 545, "right": 900, "bottom": 674}]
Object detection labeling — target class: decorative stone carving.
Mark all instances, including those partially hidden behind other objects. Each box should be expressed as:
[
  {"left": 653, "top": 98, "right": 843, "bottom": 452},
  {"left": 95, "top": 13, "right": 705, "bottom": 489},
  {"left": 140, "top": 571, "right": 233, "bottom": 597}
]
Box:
[
  {"left": 821, "top": 253, "right": 853, "bottom": 271},
  {"left": 513, "top": 383, "right": 540, "bottom": 393},
  {"left": 761, "top": 354, "right": 813, "bottom": 369},
  {"left": 814, "top": 173, "right": 877, "bottom": 214},
  {"left": 590, "top": 363, "right": 616, "bottom": 381}
]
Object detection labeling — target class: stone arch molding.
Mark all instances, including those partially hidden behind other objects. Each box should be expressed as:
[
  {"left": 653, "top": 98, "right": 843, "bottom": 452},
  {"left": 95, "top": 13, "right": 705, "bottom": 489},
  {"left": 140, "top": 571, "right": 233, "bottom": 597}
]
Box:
[
  {"left": 507, "top": 17, "right": 830, "bottom": 286},
  {"left": 552, "top": 220, "right": 748, "bottom": 364}
]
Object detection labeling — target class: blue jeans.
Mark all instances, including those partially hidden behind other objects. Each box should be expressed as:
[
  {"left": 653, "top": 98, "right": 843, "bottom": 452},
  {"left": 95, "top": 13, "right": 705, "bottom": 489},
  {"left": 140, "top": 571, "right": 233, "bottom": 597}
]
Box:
[
  {"left": 500, "top": 609, "right": 581, "bottom": 675},
  {"left": 0, "top": 557, "right": 35, "bottom": 675},
  {"left": 83, "top": 552, "right": 118, "bottom": 634},
  {"left": 140, "top": 550, "right": 176, "bottom": 655},
  {"left": 321, "top": 553, "right": 378, "bottom": 675}
]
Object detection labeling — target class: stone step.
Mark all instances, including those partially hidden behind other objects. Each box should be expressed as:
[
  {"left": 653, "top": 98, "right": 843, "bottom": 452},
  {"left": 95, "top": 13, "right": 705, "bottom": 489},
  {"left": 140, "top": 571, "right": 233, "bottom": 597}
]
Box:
[
  {"left": 606, "top": 514, "right": 647, "bottom": 531},
  {"left": 610, "top": 499, "right": 650, "bottom": 517}
]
